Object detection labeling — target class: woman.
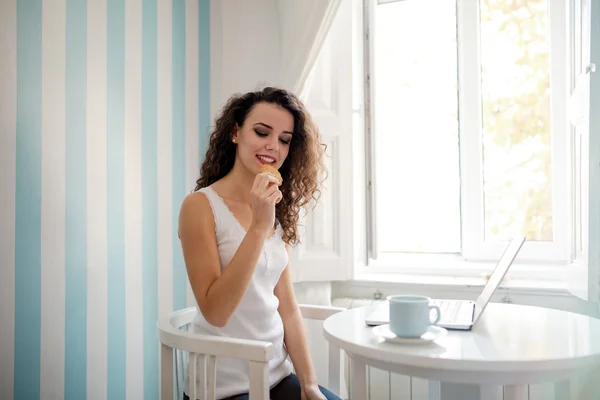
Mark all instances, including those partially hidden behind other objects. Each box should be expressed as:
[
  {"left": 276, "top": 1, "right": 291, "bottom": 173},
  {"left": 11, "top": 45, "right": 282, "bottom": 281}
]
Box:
[{"left": 178, "top": 87, "right": 341, "bottom": 400}]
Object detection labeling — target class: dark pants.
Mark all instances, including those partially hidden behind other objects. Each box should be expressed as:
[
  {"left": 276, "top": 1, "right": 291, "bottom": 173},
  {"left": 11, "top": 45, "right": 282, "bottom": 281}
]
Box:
[{"left": 183, "top": 373, "right": 342, "bottom": 400}]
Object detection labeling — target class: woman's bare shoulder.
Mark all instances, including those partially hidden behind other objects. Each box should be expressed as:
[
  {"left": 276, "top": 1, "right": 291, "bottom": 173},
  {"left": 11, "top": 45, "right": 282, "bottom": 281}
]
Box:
[
  {"left": 181, "top": 190, "right": 211, "bottom": 213},
  {"left": 178, "top": 190, "right": 215, "bottom": 236}
]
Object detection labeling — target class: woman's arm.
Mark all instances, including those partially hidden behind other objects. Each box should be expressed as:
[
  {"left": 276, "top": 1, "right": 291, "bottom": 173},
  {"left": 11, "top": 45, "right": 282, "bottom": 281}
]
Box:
[
  {"left": 179, "top": 192, "right": 269, "bottom": 327},
  {"left": 274, "top": 246, "right": 319, "bottom": 389}
]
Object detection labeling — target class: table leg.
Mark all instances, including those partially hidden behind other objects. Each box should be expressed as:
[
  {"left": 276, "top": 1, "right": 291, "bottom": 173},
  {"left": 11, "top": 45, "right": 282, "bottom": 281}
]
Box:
[
  {"left": 349, "top": 356, "right": 367, "bottom": 400},
  {"left": 504, "top": 385, "right": 528, "bottom": 400},
  {"left": 554, "top": 380, "right": 569, "bottom": 400}
]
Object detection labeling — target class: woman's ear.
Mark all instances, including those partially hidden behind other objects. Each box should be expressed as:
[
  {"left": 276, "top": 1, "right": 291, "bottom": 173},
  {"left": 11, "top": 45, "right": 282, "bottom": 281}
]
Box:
[{"left": 231, "top": 124, "right": 239, "bottom": 143}]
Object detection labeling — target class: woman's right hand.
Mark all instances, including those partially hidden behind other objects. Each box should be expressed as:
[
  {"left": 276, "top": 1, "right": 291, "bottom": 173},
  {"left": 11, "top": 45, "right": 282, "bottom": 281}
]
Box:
[{"left": 249, "top": 172, "right": 282, "bottom": 235}]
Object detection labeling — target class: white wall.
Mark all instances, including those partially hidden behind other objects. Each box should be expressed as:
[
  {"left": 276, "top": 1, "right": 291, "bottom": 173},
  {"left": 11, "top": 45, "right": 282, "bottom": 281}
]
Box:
[
  {"left": 209, "top": 0, "right": 281, "bottom": 118},
  {"left": 209, "top": 0, "right": 341, "bottom": 116}
]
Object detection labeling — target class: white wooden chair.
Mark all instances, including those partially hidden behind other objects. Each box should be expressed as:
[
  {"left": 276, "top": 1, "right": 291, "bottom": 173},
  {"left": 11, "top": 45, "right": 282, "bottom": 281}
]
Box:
[{"left": 158, "top": 304, "right": 345, "bottom": 400}]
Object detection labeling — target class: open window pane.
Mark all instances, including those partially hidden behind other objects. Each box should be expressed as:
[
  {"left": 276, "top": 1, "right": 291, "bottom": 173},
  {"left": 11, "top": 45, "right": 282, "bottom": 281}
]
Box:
[
  {"left": 479, "top": 0, "right": 553, "bottom": 242},
  {"left": 373, "top": 0, "right": 461, "bottom": 253}
]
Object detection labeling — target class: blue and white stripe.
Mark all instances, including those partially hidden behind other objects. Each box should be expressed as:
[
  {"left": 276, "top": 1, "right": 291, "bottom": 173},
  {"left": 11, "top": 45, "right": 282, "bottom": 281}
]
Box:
[
  {"left": 42, "top": 3, "right": 67, "bottom": 400},
  {"left": 0, "top": 0, "right": 210, "bottom": 398},
  {"left": 0, "top": 0, "right": 17, "bottom": 398}
]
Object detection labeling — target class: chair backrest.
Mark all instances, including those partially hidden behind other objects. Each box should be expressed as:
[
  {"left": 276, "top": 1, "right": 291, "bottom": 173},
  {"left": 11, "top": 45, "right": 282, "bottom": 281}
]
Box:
[{"left": 157, "top": 305, "right": 345, "bottom": 400}]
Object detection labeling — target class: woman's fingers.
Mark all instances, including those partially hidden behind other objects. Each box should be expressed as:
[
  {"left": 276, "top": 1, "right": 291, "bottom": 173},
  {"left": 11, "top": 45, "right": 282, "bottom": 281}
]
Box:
[
  {"left": 268, "top": 189, "right": 283, "bottom": 204},
  {"left": 251, "top": 172, "right": 283, "bottom": 208},
  {"left": 261, "top": 183, "right": 280, "bottom": 200},
  {"left": 255, "top": 172, "right": 281, "bottom": 193}
]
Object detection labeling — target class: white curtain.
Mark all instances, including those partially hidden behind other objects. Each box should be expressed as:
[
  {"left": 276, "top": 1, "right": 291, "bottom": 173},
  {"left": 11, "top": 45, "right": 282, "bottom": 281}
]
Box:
[{"left": 276, "top": 0, "right": 342, "bottom": 96}]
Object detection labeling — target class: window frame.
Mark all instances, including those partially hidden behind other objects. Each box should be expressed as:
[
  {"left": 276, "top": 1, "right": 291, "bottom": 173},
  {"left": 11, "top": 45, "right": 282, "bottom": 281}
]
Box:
[{"left": 362, "top": 0, "right": 571, "bottom": 273}]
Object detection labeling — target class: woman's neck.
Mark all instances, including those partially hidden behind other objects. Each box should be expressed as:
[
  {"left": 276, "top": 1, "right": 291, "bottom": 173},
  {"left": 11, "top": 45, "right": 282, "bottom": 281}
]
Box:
[{"left": 221, "top": 159, "right": 255, "bottom": 204}]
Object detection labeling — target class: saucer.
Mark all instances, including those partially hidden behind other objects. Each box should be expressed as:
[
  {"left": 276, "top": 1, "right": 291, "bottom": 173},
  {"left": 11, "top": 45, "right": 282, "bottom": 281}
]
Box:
[{"left": 372, "top": 324, "right": 447, "bottom": 345}]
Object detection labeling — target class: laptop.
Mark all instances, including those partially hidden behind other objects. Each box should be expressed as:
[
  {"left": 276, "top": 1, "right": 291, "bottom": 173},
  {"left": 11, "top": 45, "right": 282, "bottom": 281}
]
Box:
[{"left": 364, "top": 236, "right": 526, "bottom": 331}]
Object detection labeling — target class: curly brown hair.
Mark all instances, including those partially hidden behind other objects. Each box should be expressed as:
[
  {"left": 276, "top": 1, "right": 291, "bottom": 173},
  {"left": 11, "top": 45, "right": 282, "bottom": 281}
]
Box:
[{"left": 194, "top": 87, "right": 326, "bottom": 246}]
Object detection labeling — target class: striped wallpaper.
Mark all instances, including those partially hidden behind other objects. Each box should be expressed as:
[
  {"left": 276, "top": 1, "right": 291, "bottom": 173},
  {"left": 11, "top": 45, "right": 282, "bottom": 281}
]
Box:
[{"left": 0, "top": 0, "right": 210, "bottom": 399}]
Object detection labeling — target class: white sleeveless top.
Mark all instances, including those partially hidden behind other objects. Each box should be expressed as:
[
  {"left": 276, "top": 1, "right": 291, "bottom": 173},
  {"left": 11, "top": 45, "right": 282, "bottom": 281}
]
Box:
[{"left": 185, "top": 186, "right": 292, "bottom": 399}]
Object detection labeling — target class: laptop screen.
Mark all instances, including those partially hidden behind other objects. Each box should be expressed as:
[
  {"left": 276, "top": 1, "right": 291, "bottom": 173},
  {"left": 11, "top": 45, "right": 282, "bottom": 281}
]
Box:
[{"left": 473, "top": 236, "right": 526, "bottom": 319}]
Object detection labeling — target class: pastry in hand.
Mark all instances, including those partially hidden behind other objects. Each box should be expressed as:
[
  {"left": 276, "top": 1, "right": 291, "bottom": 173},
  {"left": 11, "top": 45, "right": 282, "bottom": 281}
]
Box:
[{"left": 259, "top": 164, "right": 283, "bottom": 186}]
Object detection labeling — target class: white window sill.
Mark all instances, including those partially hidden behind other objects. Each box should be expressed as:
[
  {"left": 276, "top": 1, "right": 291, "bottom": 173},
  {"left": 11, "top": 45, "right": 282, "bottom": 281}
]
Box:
[
  {"left": 351, "top": 253, "right": 571, "bottom": 294},
  {"left": 334, "top": 272, "right": 598, "bottom": 319},
  {"left": 352, "top": 271, "right": 570, "bottom": 294}
]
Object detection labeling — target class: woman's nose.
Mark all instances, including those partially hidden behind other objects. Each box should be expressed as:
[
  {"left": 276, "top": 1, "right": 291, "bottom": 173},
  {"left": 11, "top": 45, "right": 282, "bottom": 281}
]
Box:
[{"left": 265, "top": 137, "right": 278, "bottom": 151}]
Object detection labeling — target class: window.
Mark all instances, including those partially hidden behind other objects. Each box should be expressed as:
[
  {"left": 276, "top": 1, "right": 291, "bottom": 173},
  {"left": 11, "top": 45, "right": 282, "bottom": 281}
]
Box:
[
  {"left": 566, "top": 0, "right": 599, "bottom": 301},
  {"left": 372, "top": 0, "right": 461, "bottom": 255},
  {"left": 363, "top": 0, "right": 569, "bottom": 265}
]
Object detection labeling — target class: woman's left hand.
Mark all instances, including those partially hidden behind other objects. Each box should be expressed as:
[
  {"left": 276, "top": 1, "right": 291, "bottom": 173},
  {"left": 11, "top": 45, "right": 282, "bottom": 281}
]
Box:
[{"left": 301, "top": 383, "right": 327, "bottom": 400}]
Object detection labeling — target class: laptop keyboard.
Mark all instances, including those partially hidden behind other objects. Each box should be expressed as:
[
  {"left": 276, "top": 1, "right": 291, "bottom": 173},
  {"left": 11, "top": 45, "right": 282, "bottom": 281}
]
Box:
[{"left": 431, "top": 300, "right": 463, "bottom": 323}]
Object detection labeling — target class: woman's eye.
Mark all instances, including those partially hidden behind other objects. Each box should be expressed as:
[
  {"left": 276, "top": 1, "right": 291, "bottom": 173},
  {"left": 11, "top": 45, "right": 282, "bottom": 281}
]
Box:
[
  {"left": 254, "top": 129, "right": 268, "bottom": 137},
  {"left": 279, "top": 139, "right": 291, "bottom": 145}
]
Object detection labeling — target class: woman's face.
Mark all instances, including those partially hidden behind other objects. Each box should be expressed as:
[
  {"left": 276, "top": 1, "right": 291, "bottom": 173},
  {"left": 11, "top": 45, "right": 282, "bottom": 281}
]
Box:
[{"left": 233, "top": 102, "right": 294, "bottom": 175}]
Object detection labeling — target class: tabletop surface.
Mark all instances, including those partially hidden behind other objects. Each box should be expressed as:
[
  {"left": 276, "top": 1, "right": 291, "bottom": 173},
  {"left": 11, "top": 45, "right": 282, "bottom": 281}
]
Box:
[{"left": 323, "top": 303, "right": 600, "bottom": 373}]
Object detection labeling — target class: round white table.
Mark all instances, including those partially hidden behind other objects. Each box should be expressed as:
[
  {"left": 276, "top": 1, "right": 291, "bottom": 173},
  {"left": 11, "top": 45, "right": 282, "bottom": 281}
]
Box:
[{"left": 323, "top": 303, "right": 600, "bottom": 400}]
